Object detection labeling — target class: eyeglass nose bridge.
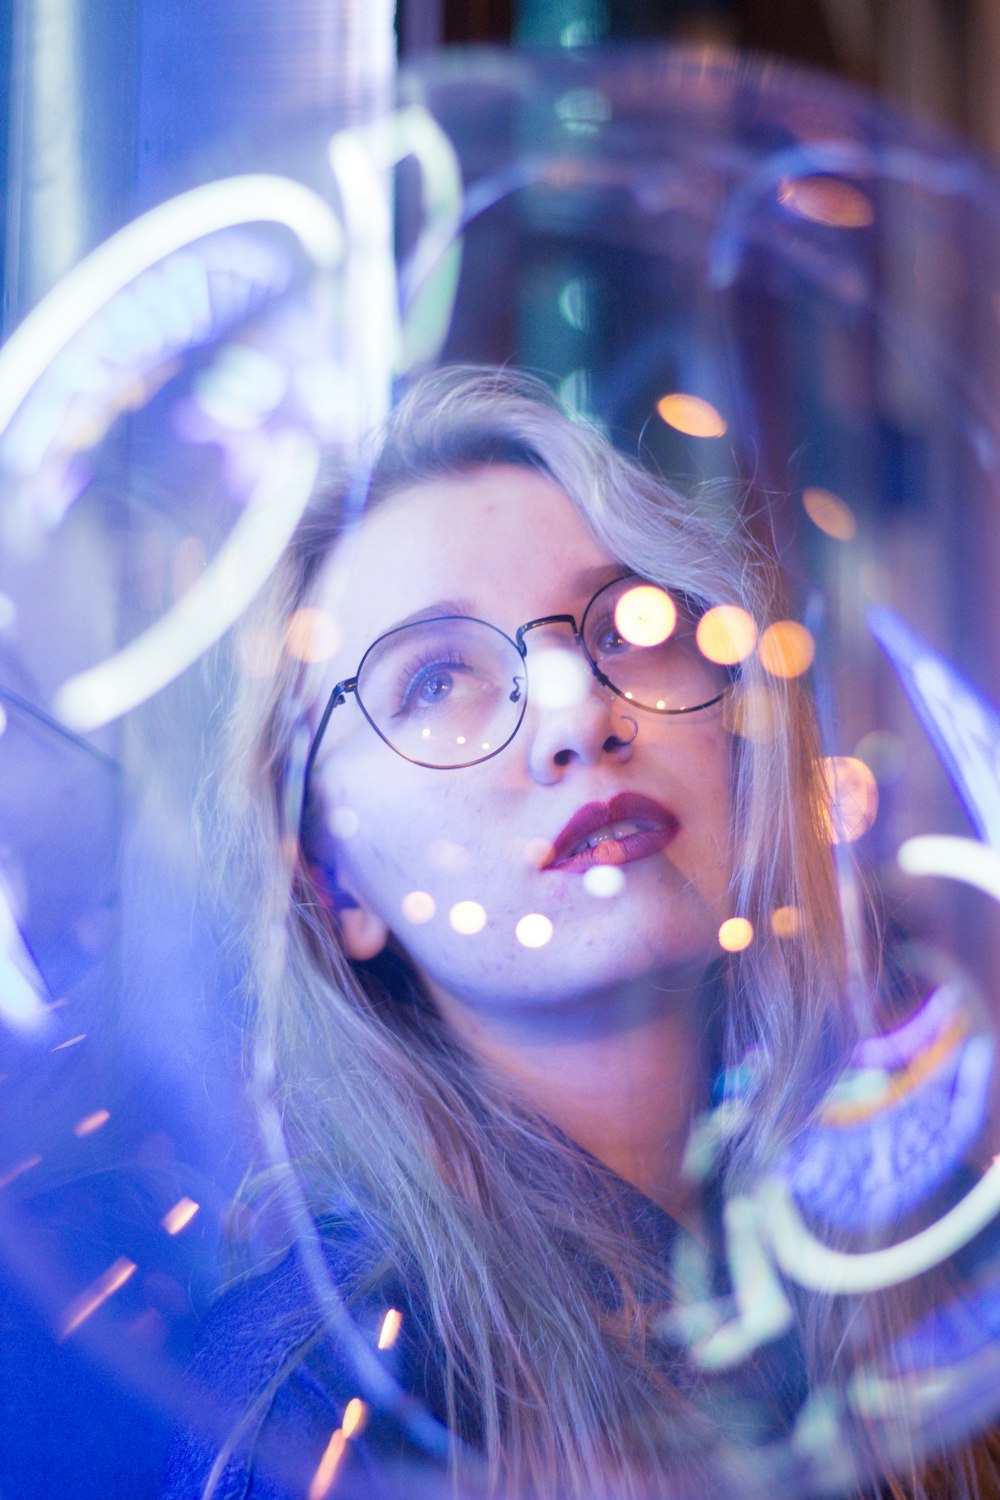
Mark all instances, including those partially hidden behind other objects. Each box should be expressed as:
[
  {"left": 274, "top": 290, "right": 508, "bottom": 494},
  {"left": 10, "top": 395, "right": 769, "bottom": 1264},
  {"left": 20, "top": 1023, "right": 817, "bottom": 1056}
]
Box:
[{"left": 513, "top": 612, "right": 615, "bottom": 694}]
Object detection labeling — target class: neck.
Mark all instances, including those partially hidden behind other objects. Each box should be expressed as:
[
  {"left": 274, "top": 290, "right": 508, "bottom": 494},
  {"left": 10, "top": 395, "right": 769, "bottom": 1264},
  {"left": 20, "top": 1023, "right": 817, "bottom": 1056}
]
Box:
[{"left": 429, "top": 970, "right": 715, "bottom": 1227}]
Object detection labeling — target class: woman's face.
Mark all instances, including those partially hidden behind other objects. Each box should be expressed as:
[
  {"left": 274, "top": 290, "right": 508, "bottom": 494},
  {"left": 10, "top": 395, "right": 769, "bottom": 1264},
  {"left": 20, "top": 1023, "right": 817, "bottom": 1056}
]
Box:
[{"left": 310, "top": 465, "right": 734, "bottom": 1026}]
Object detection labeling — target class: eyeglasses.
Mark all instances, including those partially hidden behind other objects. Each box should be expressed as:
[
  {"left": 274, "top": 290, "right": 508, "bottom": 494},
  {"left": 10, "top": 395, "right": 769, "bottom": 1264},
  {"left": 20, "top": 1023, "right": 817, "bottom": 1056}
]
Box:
[{"left": 305, "top": 573, "right": 731, "bottom": 778}]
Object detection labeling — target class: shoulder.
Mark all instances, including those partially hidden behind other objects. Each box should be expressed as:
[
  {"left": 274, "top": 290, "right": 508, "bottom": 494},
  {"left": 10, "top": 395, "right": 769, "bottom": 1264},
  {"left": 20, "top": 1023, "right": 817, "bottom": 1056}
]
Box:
[{"left": 162, "top": 1217, "right": 443, "bottom": 1500}]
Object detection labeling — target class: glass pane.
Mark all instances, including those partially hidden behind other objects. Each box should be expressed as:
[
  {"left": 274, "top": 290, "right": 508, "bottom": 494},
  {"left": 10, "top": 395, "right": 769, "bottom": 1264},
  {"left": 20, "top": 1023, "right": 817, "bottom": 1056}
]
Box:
[{"left": 360, "top": 619, "right": 522, "bottom": 763}]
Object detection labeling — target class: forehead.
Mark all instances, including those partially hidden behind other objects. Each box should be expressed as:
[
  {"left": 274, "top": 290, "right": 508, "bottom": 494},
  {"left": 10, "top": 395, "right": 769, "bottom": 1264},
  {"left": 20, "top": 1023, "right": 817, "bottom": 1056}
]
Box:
[{"left": 318, "top": 465, "right": 618, "bottom": 646}]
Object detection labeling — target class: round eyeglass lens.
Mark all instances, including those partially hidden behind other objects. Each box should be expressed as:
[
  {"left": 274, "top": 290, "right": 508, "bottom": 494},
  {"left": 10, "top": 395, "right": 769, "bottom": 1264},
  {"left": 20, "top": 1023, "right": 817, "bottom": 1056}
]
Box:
[
  {"left": 356, "top": 617, "right": 527, "bottom": 767},
  {"left": 582, "top": 577, "right": 730, "bottom": 712}
]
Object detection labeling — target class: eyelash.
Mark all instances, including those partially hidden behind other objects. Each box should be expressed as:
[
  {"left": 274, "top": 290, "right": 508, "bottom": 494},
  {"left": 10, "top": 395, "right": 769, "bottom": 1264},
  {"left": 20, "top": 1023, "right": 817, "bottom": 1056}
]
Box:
[{"left": 392, "top": 650, "right": 473, "bottom": 716}]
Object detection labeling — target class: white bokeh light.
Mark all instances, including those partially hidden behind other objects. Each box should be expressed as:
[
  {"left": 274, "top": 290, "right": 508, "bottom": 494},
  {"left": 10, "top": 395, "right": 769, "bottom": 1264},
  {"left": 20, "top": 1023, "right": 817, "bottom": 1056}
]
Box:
[{"left": 530, "top": 647, "right": 590, "bottom": 710}]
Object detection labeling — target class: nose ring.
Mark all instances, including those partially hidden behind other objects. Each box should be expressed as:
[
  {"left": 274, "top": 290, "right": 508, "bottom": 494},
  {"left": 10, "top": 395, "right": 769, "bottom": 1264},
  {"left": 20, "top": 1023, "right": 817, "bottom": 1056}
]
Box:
[{"left": 611, "top": 714, "right": 638, "bottom": 748}]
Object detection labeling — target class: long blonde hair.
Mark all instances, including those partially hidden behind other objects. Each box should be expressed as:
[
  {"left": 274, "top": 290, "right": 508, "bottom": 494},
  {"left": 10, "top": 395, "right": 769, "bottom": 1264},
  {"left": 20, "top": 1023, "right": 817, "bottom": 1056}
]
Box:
[{"left": 211, "top": 366, "right": 866, "bottom": 1497}]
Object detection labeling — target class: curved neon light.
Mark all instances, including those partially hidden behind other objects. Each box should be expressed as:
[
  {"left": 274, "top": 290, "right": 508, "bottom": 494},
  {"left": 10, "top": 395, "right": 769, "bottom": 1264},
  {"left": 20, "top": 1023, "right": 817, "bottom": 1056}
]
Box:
[
  {"left": 757, "top": 1159, "right": 1000, "bottom": 1293},
  {"left": 0, "top": 175, "right": 343, "bottom": 442}
]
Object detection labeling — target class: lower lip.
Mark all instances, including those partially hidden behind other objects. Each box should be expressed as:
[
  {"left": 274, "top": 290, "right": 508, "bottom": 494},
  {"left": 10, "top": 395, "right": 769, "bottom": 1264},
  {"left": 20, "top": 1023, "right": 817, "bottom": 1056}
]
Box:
[{"left": 546, "top": 826, "right": 677, "bottom": 874}]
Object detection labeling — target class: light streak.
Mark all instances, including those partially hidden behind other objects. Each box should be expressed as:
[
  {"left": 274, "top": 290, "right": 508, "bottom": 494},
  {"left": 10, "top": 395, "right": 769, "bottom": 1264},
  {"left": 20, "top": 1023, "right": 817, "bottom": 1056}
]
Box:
[
  {"left": 73, "top": 1109, "right": 110, "bottom": 1137},
  {"left": 757, "top": 1161, "right": 1000, "bottom": 1293},
  {"left": 342, "top": 1399, "right": 367, "bottom": 1438},
  {"left": 55, "top": 429, "right": 320, "bottom": 729},
  {"left": 0, "top": 867, "right": 50, "bottom": 1033},
  {"left": 869, "top": 607, "right": 1000, "bottom": 849},
  {"left": 326, "top": 106, "right": 462, "bottom": 432},
  {"left": 0, "top": 175, "right": 342, "bottom": 447},
  {"left": 58, "top": 1257, "right": 137, "bottom": 1339},
  {"left": 898, "top": 834, "right": 1000, "bottom": 902},
  {"left": 161, "top": 1197, "right": 200, "bottom": 1236},
  {"left": 819, "top": 1014, "right": 971, "bottom": 1126},
  {"left": 0, "top": 173, "right": 344, "bottom": 731},
  {"left": 695, "top": 1194, "right": 793, "bottom": 1369},
  {"left": 377, "top": 1308, "right": 402, "bottom": 1349},
  {"left": 375, "top": 111, "right": 462, "bottom": 368},
  {"left": 0, "top": 1154, "right": 42, "bottom": 1189},
  {"left": 557, "top": 369, "right": 592, "bottom": 419},
  {"left": 51, "top": 1033, "right": 86, "bottom": 1051},
  {"left": 558, "top": 277, "right": 593, "bottom": 331},
  {"left": 308, "top": 1430, "right": 347, "bottom": 1500}
]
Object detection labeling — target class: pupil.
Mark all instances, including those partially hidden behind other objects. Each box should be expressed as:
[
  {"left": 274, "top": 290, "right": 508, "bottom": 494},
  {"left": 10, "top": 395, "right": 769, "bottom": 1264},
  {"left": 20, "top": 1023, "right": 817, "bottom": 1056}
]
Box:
[{"left": 421, "top": 670, "right": 453, "bottom": 702}]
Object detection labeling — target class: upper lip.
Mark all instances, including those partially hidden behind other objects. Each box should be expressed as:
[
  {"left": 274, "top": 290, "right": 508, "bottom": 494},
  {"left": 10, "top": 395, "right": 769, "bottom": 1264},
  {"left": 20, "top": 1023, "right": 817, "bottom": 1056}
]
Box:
[{"left": 544, "top": 792, "right": 680, "bottom": 868}]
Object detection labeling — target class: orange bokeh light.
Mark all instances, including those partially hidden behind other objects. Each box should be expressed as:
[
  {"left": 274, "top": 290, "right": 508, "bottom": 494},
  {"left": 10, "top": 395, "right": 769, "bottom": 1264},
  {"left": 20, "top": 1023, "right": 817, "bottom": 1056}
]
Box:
[
  {"left": 758, "top": 621, "right": 815, "bottom": 679},
  {"left": 614, "top": 585, "right": 676, "bottom": 647},
  {"left": 802, "top": 486, "right": 857, "bottom": 542},
  {"left": 378, "top": 1308, "right": 403, "bottom": 1349},
  {"left": 822, "top": 756, "right": 879, "bottom": 844},
  {"left": 718, "top": 917, "right": 754, "bottom": 952},
  {"left": 74, "top": 1108, "right": 110, "bottom": 1138},
  {"left": 696, "top": 605, "right": 757, "bottom": 665},
  {"left": 779, "top": 176, "right": 875, "bottom": 228},
  {"left": 162, "top": 1196, "right": 200, "bottom": 1236},
  {"left": 770, "top": 905, "right": 804, "bottom": 940},
  {"left": 655, "top": 393, "right": 727, "bottom": 438},
  {"left": 285, "top": 607, "right": 341, "bottom": 664}
]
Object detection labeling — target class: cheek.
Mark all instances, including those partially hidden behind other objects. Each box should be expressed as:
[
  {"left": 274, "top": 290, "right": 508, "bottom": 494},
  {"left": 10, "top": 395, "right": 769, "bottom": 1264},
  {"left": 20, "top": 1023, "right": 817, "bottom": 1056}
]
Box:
[
  {"left": 661, "top": 725, "right": 734, "bottom": 887},
  {"left": 319, "top": 756, "right": 485, "bottom": 921}
]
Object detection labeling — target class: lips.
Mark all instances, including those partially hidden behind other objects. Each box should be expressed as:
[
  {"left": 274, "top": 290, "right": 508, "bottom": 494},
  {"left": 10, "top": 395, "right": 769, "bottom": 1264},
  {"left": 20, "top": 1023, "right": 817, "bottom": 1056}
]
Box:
[{"left": 543, "top": 792, "right": 680, "bottom": 874}]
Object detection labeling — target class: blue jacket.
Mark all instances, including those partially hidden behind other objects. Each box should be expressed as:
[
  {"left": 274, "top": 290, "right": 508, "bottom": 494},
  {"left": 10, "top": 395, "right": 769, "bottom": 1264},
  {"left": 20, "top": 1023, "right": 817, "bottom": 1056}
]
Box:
[
  {"left": 162, "top": 1183, "right": 811, "bottom": 1500},
  {"left": 162, "top": 1213, "right": 463, "bottom": 1498}
]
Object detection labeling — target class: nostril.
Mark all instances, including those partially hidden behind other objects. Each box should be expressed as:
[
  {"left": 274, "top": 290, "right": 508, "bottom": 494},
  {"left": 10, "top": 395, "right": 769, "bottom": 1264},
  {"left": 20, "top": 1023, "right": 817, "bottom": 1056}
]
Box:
[{"left": 553, "top": 748, "right": 573, "bottom": 767}]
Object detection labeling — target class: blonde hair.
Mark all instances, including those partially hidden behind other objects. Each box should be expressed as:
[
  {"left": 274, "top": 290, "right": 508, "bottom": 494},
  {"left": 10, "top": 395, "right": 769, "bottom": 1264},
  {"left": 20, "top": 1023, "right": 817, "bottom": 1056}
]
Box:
[{"left": 209, "top": 367, "right": 909, "bottom": 1497}]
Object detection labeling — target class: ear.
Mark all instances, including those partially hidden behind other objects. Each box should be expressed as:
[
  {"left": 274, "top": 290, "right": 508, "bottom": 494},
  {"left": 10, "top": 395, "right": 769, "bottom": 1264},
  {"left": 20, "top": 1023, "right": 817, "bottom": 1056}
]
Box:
[{"left": 339, "top": 901, "right": 390, "bottom": 962}]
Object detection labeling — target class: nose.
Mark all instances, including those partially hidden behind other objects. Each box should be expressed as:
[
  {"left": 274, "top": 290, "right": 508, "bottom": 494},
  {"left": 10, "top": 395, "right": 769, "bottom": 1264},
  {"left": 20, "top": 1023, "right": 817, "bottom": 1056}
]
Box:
[{"left": 523, "top": 646, "right": 638, "bottom": 786}]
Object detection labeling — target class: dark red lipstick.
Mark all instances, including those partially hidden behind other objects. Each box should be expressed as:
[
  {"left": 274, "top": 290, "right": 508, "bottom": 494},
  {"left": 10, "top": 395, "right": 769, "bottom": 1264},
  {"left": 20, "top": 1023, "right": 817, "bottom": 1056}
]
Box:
[{"left": 544, "top": 792, "right": 680, "bottom": 874}]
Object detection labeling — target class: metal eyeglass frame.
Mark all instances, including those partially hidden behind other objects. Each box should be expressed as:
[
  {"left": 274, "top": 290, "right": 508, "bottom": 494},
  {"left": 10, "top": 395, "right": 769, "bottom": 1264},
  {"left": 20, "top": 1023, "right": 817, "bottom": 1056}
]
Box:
[{"left": 303, "top": 575, "right": 731, "bottom": 784}]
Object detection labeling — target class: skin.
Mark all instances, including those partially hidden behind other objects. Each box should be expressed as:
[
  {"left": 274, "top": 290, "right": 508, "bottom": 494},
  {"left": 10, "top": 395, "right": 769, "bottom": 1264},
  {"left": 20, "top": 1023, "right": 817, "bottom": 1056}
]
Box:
[{"left": 309, "top": 465, "right": 735, "bottom": 1220}]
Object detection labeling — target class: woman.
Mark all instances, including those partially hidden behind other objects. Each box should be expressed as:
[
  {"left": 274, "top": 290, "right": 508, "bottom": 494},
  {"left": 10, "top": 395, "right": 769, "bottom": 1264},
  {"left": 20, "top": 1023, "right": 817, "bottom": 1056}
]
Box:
[{"left": 164, "top": 367, "right": 990, "bottom": 1500}]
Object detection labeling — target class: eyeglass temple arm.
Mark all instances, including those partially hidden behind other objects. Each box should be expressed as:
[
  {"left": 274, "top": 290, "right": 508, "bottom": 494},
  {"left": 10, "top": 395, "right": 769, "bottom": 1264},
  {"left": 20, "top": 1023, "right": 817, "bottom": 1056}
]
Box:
[{"left": 303, "top": 676, "right": 357, "bottom": 792}]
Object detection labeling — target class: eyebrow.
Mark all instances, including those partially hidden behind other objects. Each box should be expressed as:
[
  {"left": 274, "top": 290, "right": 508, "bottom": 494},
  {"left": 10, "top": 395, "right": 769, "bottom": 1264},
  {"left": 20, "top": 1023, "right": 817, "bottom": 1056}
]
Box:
[{"left": 381, "top": 565, "right": 628, "bottom": 637}]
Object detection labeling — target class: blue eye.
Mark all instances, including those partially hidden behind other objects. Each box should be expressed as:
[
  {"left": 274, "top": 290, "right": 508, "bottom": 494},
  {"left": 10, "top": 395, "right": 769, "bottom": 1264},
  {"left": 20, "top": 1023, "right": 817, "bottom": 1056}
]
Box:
[
  {"left": 394, "top": 653, "right": 481, "bottom": 717},
  {"left": 405, "top": 665, "right": 458, "bottom": 710},
  {"left": 590, "top": 612, "right": 629, "bottom": 655}
]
